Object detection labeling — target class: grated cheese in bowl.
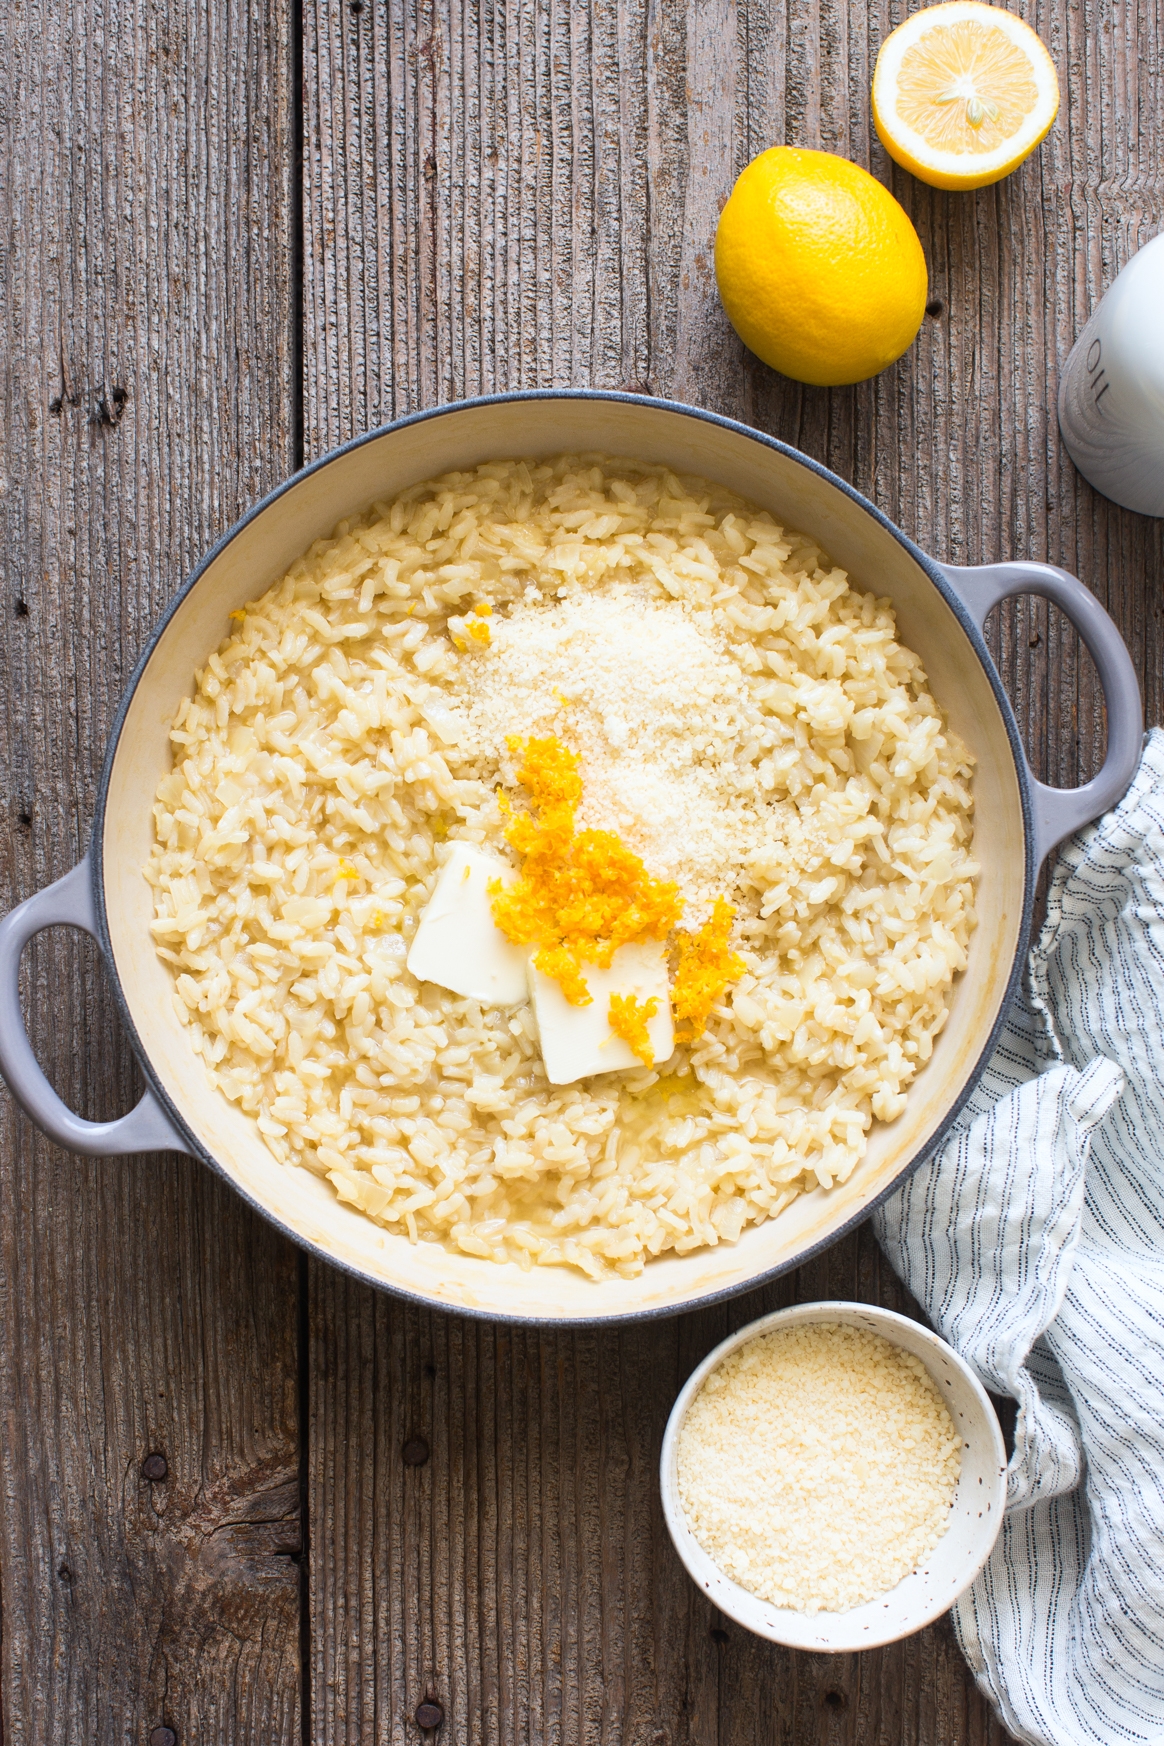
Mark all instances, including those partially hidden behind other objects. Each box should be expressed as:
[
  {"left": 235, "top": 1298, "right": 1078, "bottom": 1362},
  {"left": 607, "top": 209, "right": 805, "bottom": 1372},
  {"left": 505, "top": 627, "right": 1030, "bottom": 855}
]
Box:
[{"left": 676, "top": 1320, "right": 963, "bottom": 1614}]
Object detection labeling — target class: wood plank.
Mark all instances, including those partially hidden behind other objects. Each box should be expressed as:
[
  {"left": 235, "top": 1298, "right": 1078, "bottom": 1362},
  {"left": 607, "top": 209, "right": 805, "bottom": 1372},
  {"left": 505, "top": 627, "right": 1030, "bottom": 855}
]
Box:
[
  {"left": 302, "top": 0, "right": 1163, "bottom": 1739},
  {"left": 0, "top": 0, "right": 302, "bottom": 1739}
]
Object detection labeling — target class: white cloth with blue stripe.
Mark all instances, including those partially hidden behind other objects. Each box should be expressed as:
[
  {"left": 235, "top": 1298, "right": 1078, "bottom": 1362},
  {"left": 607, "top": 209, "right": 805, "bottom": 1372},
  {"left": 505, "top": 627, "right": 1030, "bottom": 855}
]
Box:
[{"left": 874, "top": 728, "right": 1164, "bottom": 1746}]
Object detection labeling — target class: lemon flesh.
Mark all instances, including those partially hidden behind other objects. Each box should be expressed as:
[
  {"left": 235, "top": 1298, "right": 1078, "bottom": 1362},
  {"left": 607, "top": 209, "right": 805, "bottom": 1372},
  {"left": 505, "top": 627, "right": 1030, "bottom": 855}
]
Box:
[
  {"left": 873, "top": 1, "right": 1059, "bottom": 191},
  {"left": 714, "top": 147, "right": 928, "bottom": 388}
]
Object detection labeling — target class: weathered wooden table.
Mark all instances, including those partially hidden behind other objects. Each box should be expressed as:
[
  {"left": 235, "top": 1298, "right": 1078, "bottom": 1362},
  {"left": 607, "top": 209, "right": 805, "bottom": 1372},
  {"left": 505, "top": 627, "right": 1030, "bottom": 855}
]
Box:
[{"left": 3, "top": 0, "right": 1161, "bottom": 1738}]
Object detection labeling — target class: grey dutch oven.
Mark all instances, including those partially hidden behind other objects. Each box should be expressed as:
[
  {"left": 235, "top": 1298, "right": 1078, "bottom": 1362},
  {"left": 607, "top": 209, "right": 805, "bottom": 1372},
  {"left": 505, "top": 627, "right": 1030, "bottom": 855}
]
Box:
[{"left": 0, "top": 393, "right": 1143, "bottom": 1323}]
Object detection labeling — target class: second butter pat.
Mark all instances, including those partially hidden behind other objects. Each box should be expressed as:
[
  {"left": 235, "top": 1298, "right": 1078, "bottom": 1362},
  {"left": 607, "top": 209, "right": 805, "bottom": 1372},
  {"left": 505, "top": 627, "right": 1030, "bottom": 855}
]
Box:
[{"left": 529, "top": 940, "right": 674, "bottom": 1086}]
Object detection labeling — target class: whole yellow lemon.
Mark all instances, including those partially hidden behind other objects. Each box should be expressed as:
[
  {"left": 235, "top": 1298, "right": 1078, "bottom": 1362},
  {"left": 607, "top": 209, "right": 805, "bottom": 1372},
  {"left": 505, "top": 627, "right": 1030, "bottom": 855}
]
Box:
[{"left": 714, "top": 146, "right": 928, "bottom": 387}]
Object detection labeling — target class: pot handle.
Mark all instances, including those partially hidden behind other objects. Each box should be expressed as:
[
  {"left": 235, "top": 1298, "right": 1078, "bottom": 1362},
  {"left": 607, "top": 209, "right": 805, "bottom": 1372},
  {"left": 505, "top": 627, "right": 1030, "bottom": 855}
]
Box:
[
  {"left": 940, "top": 561, "right": 1143, "bottom": 865},
  {"left": 0, "top": 855, "right": 189, "bottom": 1156}
]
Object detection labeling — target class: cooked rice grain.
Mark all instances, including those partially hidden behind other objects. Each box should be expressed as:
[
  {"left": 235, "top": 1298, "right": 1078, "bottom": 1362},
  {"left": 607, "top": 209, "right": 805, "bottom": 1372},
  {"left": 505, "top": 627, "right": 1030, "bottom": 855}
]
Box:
[{"left": 145, "top": 456, "right": 976, "bottom": 1280}]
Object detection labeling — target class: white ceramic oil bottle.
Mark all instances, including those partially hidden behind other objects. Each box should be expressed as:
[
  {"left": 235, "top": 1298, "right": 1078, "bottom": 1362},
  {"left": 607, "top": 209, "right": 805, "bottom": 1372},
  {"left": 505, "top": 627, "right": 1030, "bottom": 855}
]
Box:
[{"left": 1058, "top": 232, "right": 1164, "bottom": 517}]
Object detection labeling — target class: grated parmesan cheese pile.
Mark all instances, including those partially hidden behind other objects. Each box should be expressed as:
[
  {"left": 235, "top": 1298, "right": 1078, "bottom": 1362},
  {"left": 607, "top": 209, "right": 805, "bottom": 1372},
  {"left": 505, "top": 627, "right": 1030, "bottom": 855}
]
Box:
[
  {"left": 445, "top": 582, "right": 774, "bottom": 910},
  {"left": 677, "top": 1322, "right": 963, "bottom": 1613},
  {"left": 144, "top": 455, "right": 977, "bottom": 1279}
]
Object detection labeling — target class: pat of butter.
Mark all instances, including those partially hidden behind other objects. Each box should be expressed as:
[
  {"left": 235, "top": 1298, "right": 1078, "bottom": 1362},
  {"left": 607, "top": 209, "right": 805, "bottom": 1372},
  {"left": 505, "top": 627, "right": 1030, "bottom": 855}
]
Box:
[
  {"left": 528, "top": 940, "right": 674, "bottom": 1085},
  {"left": 407, "top": 843, "right": 528, "bottom": 1006}
]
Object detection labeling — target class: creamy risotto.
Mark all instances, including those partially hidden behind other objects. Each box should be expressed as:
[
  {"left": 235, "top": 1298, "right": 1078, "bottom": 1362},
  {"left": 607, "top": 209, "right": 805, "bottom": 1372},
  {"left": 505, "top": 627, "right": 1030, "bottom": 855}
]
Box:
[{"left": 145, "top": 457, "right": 976, "bottom": 1280}]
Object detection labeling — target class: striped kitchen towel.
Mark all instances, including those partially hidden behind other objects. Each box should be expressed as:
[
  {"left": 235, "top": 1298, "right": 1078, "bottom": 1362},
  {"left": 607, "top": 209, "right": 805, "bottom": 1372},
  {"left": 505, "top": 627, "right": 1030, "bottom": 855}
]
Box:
[{"left": 874, "top": 726, "right": 1164, "bottom": 1746}]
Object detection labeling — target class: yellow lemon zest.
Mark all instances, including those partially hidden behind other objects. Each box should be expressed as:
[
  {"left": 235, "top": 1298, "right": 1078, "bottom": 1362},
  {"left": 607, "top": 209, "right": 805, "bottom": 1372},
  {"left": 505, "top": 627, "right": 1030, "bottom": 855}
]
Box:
[
  {"left": 472, "top": 600, "right": 493, "bottom": 616},
  {"left": 229, "top": 609, "right": 247, "bottom": 623},
  {"left": 608, "top": 992, "right": 658, "bottom": 1066},
  {"left": 490, "top": 736, "right": 684, "bottom": 1007},
  {"left": 672, "top": 897, "right": 745, "bottom": 1040},
  {"left": 466, "top": 617, "right": 492, "bottom": 646},
  {"left": 368, "top": 910, "right": 385, "bottom": 930},
  {"left": 334, "top": 858, "right": 360, "bottom": 883}
]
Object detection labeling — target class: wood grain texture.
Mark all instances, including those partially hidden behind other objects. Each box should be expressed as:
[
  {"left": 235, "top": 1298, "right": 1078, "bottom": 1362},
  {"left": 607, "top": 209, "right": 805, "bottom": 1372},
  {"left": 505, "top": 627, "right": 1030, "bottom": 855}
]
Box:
[
  {"left": 309, "top": 1233, "right": 1012, "bottom": 1745},
  {"left": 0, "top": 0, "right": 301, "bottom": 1739},
  {"left": 302, "top": 0, "right": 1162, "bottom": 1741},
  {"left": 3, "top": 0, "right": 1161, "bottom": 1738}
]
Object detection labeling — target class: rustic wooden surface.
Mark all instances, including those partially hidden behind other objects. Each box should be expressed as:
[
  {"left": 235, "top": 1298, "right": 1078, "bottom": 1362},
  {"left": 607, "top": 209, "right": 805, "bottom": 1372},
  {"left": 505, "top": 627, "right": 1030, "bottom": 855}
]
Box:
[
  {"left": 2, "top": 0, "right": 1162, "bottom": 1738},
  {"left": 0, "top": 0, "right": 303, "bottom": 1740}
]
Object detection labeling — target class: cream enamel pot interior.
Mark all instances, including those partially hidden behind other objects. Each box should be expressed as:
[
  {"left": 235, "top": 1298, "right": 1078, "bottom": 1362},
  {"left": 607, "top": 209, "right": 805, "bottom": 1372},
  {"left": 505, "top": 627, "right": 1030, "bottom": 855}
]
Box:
[{"left": 0, "top": 393, "right": 1143, "bottom": 1324}]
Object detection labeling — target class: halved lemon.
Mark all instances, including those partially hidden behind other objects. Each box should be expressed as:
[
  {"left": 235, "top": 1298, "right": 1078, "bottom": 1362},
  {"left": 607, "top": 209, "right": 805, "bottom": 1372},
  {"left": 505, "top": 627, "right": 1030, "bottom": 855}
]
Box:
[{"left": 873, "top": 1, "right": 1059, "bottom": 191}]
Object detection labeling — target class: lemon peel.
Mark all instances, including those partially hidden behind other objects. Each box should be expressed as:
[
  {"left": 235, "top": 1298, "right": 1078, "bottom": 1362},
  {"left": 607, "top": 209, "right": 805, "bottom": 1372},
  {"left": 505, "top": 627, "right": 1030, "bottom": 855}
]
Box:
[
  {"left": 608, "top": 993, "right": 659, "bottom": 1066},
  {"left": 490, "top": 736, "right": 745, "bottom": 1033},
  {"left": 672, "top": 898, "right": 745, "bottom": 1040},
  {"left": 489, "top": 736, "right": 683, "bottom": 1007}
]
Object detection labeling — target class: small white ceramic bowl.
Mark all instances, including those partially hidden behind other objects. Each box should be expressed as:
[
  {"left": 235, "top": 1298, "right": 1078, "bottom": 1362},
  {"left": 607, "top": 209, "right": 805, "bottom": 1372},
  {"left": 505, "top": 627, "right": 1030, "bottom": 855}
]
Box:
[{"left": 660, "top": 1300, "right": 1008, "bottom": 1652}]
